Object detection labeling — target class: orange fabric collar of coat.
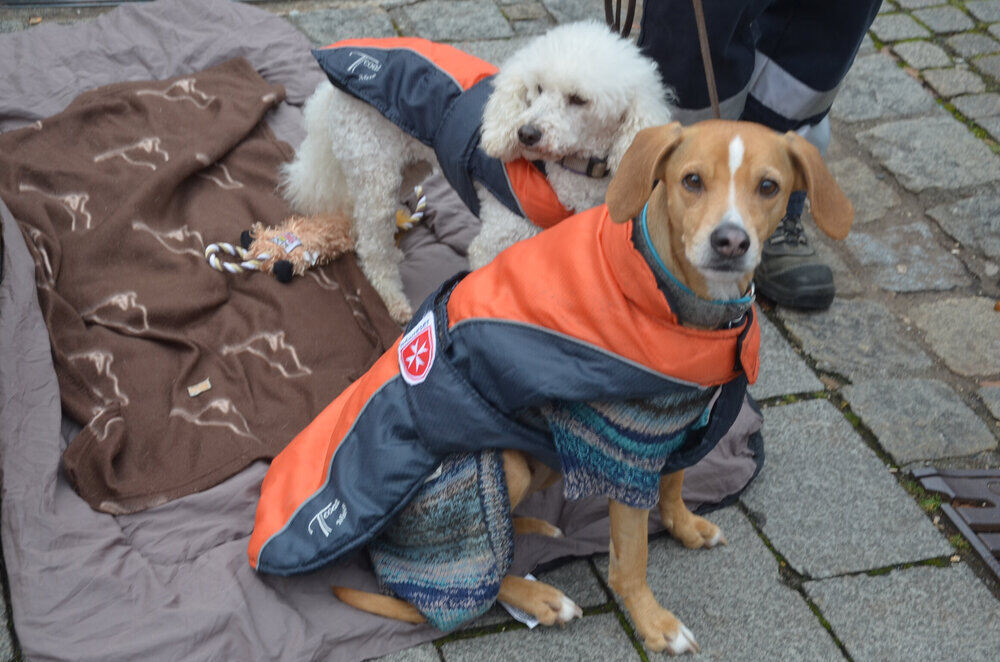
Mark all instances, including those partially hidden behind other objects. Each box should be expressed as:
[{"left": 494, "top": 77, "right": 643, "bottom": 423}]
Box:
[
  {"left": 447, "top": 204, "right": 760, "bottom": 386},
  {"left": 321, "top": 37, "right": 572, "bottom": 229}
]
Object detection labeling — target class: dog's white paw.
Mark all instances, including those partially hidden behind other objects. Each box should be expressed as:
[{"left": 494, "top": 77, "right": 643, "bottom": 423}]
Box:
[
  {"left": 664, "top": 624, "right": 699, "bottom": 656},
  {"left": 556, "top": 594, "right": 583, "bottom": 624}
]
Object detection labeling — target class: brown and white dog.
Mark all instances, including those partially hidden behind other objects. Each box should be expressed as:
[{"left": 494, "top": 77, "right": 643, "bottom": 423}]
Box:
[{"left": 333, "top": 120, "right": 853, "bottom": 654}]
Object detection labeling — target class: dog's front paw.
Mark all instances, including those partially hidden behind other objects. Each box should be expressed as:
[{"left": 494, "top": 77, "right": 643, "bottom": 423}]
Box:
[
  {"left": 633, "top": 606, "right": 699, "bottom": 656},
  {"left": 663, "top": 512, "right": 726, "bottom": 550}
]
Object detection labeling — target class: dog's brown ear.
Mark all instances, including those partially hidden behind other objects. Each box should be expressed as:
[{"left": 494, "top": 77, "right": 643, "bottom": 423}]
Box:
[
  {"left": 606, "top": 122, "right": 684, "bottom": 224},
  {"left": 784, "top": 132, "right": 854, "bottom": 240}
]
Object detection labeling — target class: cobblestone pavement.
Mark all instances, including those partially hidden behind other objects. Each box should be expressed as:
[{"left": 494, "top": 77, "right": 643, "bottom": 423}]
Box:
[{"left": 2, "top": 1, "right": 1000, "bottom": 660}]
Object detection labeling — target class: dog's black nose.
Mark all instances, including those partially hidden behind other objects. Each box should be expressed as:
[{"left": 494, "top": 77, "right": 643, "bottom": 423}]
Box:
[
  {"left": 710, "top": 224, "right": 751, "bottom": 258},
  {"left": 517, "top": 124, "right": 542, "bottom": 146}
]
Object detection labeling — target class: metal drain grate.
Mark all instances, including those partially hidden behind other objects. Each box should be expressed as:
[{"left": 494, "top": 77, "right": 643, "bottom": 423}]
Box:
[{"left": 915, "top": 467, "right": 1000, "bottom": 580}]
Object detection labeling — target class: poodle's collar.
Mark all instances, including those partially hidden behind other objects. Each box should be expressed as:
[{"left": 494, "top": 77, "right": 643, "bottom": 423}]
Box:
[{"left": 556, "top": 155, "right": 610, "bottom": 178}]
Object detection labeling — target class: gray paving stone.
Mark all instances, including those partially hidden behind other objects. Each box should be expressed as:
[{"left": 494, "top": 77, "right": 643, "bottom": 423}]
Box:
[
  {"left": 922, "top": 66, "right": 986, "bottom": 96},
  {"left": 895, "top": 0, "right": 943, "bottom": 7},
  {"left": 892, "top": 39, "right": 952, "bottom": 68},
  {"left": 541, "top": 0, "right": 606, "bottom": 24},
  {"left": 844, "top": 221, "right": 970, "bottom": 292},
  {"left": 0, "top": 577, "right": 11, "bottom": 662},
  {"left": 928, "top": 193, "right": 1000, "bottom": 260},
  {"left": 594, "top": 508, "right": 843, "bottom": 661},
  {"left": 801, "top": 223, "right": 865, "bottom": 298},
  {"left": 913, "top": 6, "right": 975, "bottom": 33},
  {"left": 451, "top": 37, "right": 532, "bottom": 65},
  {"left": 828, "top": 157, "right": 900, "bottom": 224},
  {"left": 400, "top": 1, "right": 513, "bottom": 41},
  {"left": 980, "top": 385, "right": 1000, "bottom": 419},
  {"left": 375, "top": 643, "right": 440, "bottom": 661},
  {"left": 778, "top": 299, "right": 934, "bottom": 381},
  {"left": 512, "top": 19, "right": 553, "bottom": 35},
  {"left": 502, "top": 2, "right": 549, "bottom": 20},
  {"left": 977, "top": 114, "right": 1000, "bottom": 138},
  {"left": 952, "top": 91, "right": 1000, "bottom": 117},
  {"left": 287, "top": 6, "right": 397, "bottom": 45},
  {"left": 871, "top": 13, "right": 931, "bottom": 41},
  {"left": 879, "top": 0, "right": 896, "bottom": 12},
  {"left": 912, "top": 297, "right": 1000, "bottom": 376},
  {"left": 967, "top": 0, "right": 1000, "bottom": 23},
  {"left": 843, "top": 378, "right": 997, "bottom": 462},
  {"left": 750, "top": 313, "right": 823, "bottom": 401},
  {"left": 806, "top": 565, "right": 1000, "bottom": 662},
  {"left": 831, "top": 54, "right": 940, "bottom": 122},
  {"left": 857, "top": 117, "right": 1000, "bottom": 191},
  {"left": 858, "top": 34, "right": 877, "bottom": 56},
  {"left": 973, "top": 52, "right": 1000, "bottom": 78},
  {"left": 442, "top": 613, "right": 635, "bottom": 661},
  {"left": 925, "top": 67, "right": 985, "bottom": 97},
  {"left": 991, "top": 23, "right": 1000, "bottom": 41},
  {"left": 741, "top": 400, "right": 951, "bottom": 578},
  {"left": 946, "top": 32, "right": 1000, "bottom": 57}
]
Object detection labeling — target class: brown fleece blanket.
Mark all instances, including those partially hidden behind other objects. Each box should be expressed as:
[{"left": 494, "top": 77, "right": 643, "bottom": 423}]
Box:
[{"left": 0, "top": 57, "right": 400, "bottom": 514}]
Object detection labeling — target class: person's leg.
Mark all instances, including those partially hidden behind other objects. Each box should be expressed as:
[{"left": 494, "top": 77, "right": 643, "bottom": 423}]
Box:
[
  {"left": 637, "top": 0, "right": 771, "bottom": 123},
  {"left": 745, "top": 0, "right": 879, "bottom": 309}
]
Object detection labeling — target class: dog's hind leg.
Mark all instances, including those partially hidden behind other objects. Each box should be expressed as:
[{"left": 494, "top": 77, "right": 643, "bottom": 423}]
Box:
[
  {"left": 336, "top": 103, "right": 431, "bottom": 323},
  {"left": 513, "top": 517, "right": 563, "bottom": 538},
  {"left": 658, "top": 470, "right": 726, "bottom": 549},
  {"left": 497, "top": 575, "right": 582, "bottom": 626},
  {"left": 331, "top": 586, "right": 426, "bottom": 623}
]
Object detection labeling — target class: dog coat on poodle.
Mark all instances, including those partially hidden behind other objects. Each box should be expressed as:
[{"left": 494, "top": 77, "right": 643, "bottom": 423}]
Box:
[{"left": 280, "top": 22, "right": 673, "bottom": 322}]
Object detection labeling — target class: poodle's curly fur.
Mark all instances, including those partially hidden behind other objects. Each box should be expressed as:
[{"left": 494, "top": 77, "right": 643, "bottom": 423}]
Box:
[{"left": 281, "top": 21, "right": 673, "bottom": 323}]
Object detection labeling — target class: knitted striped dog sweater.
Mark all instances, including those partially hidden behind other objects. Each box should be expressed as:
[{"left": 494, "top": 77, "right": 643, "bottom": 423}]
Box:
[
  {"left": 544, "top": 389, "right": 715, "bottom": 509},
  {"left": 369, "top": 450, "right": 513, "bottom": 632}
]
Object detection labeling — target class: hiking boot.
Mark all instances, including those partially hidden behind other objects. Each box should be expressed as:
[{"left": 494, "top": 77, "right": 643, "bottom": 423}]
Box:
[{"left": 755, "top": 191, "right": 835, "bottom": 310}]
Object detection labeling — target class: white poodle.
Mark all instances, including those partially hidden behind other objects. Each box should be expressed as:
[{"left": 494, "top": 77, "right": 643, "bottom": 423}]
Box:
[{"left": 282, "top": 21, "right": 673, "bottom": 323}]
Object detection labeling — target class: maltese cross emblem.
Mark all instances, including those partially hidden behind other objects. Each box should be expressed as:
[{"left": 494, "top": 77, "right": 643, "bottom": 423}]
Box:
[{"left": 398, "top": 311, "right": 436, "bottom": 385}]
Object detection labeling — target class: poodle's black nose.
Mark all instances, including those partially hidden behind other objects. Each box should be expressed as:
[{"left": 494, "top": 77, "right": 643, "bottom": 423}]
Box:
[
  {"left": 710, "top": 223, "right": 751, "bottom": 258},
  {"left": 517, "top": 124, "right": 542, "bottom": 146}
]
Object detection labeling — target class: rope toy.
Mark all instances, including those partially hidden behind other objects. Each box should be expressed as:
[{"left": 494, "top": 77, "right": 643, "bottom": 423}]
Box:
[
  {"left": 205, "top": 242, "right": 266, "bottom": 274},
  {"left": 395, "top": 185, "right": 427, "bottom": 231}
]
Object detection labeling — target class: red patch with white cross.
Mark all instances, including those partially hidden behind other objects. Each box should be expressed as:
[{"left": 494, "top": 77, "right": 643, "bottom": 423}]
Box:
[{"left": 398, "top": 311, "right": 436, "bottom": 385}]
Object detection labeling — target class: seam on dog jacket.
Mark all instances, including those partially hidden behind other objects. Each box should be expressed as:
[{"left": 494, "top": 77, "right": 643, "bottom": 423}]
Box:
[
  {"left": 248, "top": 205, "right": 760, "bottom": 575},
  {"left": 312, "top": 37, "right": 572, "bottom": 228}
]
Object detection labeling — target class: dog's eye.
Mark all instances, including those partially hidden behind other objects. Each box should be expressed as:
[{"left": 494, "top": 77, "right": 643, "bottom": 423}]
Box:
[
  {"left": 567, "top": 93, "right": 588, "bottom": 106},
  {"left": 536, "top": 84, "right": 543, "bottom": 96},
  {"left": 758, "top": 178, "right": 779, "bottom": 198},
  {"left": 682, "top": 173, "right": 703, "bottom": 192}
]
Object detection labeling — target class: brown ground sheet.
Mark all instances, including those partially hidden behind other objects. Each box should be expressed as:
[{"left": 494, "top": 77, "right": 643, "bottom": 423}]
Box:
[{"left": 0, "top": 57, "right": 400, "bottom": 514}]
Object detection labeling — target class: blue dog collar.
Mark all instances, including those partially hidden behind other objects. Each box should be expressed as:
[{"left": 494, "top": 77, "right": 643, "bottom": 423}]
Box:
[{"left": 638, "top": 202, "right": 755, "bottom": 308}]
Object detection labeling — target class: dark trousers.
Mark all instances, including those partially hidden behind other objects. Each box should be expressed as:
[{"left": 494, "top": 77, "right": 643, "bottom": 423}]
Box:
[{"left": 638, "top": 0, "right": 880, "bottom": 133}]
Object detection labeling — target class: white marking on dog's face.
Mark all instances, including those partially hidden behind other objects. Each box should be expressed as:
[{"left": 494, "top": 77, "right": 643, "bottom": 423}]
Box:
[{"left": 725, "top": 135, "right": 746, "bottom": 228}]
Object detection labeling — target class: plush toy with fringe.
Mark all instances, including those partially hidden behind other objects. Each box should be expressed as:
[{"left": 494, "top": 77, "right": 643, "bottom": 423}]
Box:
[{"left": 238, "top": 214, "right": 354, "bottom": 282}]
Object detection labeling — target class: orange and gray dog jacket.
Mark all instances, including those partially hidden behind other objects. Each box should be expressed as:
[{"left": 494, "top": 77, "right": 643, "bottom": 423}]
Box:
[
  {"left": 249, "top": 205, "right": 760, "bottom": 575},
  {"left": 312, "top": 37, "right": 571, "bottom": 228}
]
